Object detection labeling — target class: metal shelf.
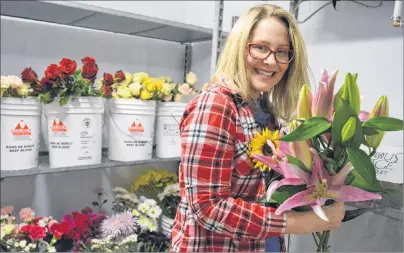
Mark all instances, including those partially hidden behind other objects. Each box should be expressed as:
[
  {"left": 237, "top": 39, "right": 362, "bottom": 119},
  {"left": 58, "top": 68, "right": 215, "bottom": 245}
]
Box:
[
  {"left": 0, "top": 0, "right": 214, "bottom": 43},
  {"left": 1, "top": 151, "right": 181, "bottom": 179}
]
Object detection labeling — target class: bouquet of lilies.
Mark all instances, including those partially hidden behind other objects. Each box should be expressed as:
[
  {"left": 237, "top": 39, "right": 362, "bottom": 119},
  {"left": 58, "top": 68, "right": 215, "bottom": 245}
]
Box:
[{"left": 249, "top": 69, "right": 403, "bottom": 252}]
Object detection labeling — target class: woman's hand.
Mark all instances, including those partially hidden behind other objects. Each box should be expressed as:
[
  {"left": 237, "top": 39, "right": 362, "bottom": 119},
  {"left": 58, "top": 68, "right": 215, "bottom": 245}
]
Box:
[{"left": 284, "top": 202, "right": 345, "bottom": 234}]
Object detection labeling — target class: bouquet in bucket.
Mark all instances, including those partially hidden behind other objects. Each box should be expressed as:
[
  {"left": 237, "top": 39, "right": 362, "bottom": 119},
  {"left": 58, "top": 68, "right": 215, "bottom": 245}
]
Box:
[
  {"left": 1, "top": 67, "right": 42, "bottom": 98},
  {"left": 36, "top": 56, "right": 100, "bottom": 105},
  {"left": 99, "top": 70, "right": 164, "bottom": 101},
  {"left": 249, "top": 69, "right": 404, "bottom": 252}
]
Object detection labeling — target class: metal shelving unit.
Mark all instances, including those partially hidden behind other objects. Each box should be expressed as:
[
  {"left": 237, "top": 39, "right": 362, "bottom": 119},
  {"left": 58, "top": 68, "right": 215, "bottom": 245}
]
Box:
[{"left": 0, "top": 0, "right": 226, "bottom": 179}]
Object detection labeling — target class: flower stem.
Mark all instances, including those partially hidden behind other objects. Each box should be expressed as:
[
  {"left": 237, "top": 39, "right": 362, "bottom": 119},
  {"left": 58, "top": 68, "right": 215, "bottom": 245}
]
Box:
[{"left": 312, "top": 233, "right": 319, "bottom": 247}]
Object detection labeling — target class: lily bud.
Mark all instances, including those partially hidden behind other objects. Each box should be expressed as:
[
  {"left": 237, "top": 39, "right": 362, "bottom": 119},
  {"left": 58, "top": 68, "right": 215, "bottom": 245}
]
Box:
[
  {"left": 366, "top": 96, "right": 389, "bottom": 148},
  {"left": 297, "top": 84, "right": 312, "bottom": 120},
  {"left": 341, "top": 116, "right": 356, "bottom": 142},
  {"left": 289, "top": 120, "right": 312, "bottom": 170},
  {"left": 312, "top": 69, "right": 339, "bottom": 120}
]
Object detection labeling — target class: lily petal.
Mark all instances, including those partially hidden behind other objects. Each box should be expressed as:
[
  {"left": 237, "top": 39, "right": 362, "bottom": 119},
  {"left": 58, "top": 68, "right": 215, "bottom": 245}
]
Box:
[
  {"left": 266, "top": 178, "right": 308, "bottom": 200},
  {"left": 320, "top": 68, "right": 329, "bottom": 83},
  {"left": 359, "top": 110, "right": 370, "bottom": 121},
  {"left": 252, "top": 154, "right": 281, "bottom": 173},
  {"left": 331, "top": 162, "right": 353, "bottom": 186},
  {"left": 278, "top": 162, "right": 310, "bottom": 182},
  {"left": 311, "top": 204, "right": 329, "bottom": 222},
  {"left": 275, "top": 190, "right": 316, "bottom": 215},
  {"left": 328, "top": 185, "right": 382, "bottom": 202},
  {"left": 278, "top": 141, "right": 291, "bottom": 156},
  {"left": 309, "top": 148, "right": 332, "bottom": 185}
]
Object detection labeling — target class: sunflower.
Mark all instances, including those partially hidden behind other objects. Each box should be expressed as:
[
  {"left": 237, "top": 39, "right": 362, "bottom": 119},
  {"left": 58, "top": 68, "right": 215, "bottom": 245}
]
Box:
[{"left": 248, "top": 128, "right": 280, "bottom": 172}]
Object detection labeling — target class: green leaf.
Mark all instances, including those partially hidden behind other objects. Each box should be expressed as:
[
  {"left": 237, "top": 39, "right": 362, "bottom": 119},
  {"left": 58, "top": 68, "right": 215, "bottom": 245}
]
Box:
[
  {"left": 344, "top": 172, "right": 355, "bottom": 185},
  {"left": 346, "top": 147, "right": 377, "bottom": 185},
  {"left": 280, "top": 117, "right": 331, "bottom": 142},
  {"left": 59, "top": 96, "right": 71, "bottom": 106},
  {"left": 286, "top": 155, "right": 311, "bottom": 173},
  {"left": 332, "top": 98, "right": 356, "bottom": 144},
  {"left": 363, "top": 127, "right": 380, "bottom": 136},
  {"left": 363, "top": 116, "right": 404, "bottom": 131},
  {"left": 341, "top": 116, "right": 356, "bottom": 142},
  {"left": 347, "top": 73, "right": 361, "bottom": 115},
  {"left": 38, "top": 92, "right": 53, "bottom": 104}
]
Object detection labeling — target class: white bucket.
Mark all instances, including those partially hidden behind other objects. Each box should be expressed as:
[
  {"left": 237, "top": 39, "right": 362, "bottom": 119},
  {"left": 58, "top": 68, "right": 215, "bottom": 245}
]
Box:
[
  {"left": 1, "top": 97, "right": 41, "bottom": 171},
  {"left": 44, "top": 97, "right": 104, "bottom": 168},
  {"left": 108, "top": 99, "right": 156, "bottom": 162},
  {"left": 155, "top": 102, "right": 186, "bottom": 158}
]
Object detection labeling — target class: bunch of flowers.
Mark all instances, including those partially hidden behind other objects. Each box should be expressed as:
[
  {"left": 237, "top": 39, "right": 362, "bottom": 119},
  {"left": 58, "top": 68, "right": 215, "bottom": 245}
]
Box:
[
  {"left": 1, "top": 67, "right": 41, "bottom": 98},
  {"left": 37, "top": 56, "right": 99, "bottom": 105},
  {"left": 0, "top": 206, "right": 65, "bottom": 252},
  {"left": 60, "top": 207, "right": 107, "bottom": 252},
  {"left": 167, "top": 72, "right": 199, "bottom": 102},
  {"left": 131, "top": 169, "right": 178, "bottom": 201},
  {"left": 99, "top": 70, "right": 164, "bottom": 101},
  {"left": 157, "top": 183, "right": 181, "bottom": 219},
  {"left": 249, "top": 69, "right": 403, "bottom": 252},
  {"left": 83, "top": 187, "right": 169, "bottom": 252}
]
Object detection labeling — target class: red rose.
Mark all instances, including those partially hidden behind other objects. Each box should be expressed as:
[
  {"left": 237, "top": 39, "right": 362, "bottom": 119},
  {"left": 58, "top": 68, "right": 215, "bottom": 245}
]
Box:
[
  {"left": 50, "top": 221, "right": 72, "bottom": 239},
  {"left": 114, "top": 70, "right": 125, "bottom": 82},
  {"left": 102, "top": 73, "right": 114, "bottom": 87},
  {"left": 59, "top": 58, "right": 77, "bottom": 75},
  {"left": 45, "top": 64, "right": 60, "bottom": 80},
  {"left": 102, "top": 86, "right": 113, "bottom": 97},
  {"left": 82, "top": 62, "right": 98, "bottom": 81},
  {"left": 21, "top": 67, "right": 38, "bottom": 82},
  {"left": 81, "top": 56, "right": 96, "bottom": 65}
]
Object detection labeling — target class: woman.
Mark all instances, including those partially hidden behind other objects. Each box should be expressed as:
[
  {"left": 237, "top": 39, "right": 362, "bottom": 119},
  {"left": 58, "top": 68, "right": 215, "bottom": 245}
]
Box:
[{"left": 171, "top": 4, "right": 345, "bottom": 252}]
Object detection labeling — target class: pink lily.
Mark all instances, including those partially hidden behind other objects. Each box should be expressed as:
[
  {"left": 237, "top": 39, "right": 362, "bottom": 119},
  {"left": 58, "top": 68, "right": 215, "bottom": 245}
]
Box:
[
  {"left": 258, "top": 130, "right": 291, "bottom": 171},
  {"left": 312, "top": 69, "right": 339, "bottom": 121},
  {"left": 254, "top": 149, "right": 382, "bottom": 221}
]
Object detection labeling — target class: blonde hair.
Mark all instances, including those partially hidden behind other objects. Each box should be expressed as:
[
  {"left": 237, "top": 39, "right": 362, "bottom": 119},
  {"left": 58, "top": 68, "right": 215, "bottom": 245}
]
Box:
[{"left": 211, "top": 4, "right": 310, "bottom": 123}]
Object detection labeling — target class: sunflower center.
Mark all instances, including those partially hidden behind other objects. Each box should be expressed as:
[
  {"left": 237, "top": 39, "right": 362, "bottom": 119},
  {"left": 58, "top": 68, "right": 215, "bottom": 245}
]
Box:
[{"left": 262, "top": 142, "right": 273, "bottom": 156}]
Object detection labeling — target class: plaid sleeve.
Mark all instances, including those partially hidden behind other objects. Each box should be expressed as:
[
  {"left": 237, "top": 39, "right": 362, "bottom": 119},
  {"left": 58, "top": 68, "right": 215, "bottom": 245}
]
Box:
[{"left": 180, "top": 91, "right": 287, "bottom": 240}]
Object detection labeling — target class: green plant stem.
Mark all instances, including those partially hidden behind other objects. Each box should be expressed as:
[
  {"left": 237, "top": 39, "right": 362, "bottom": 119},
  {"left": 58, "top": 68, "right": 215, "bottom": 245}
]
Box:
[
  {"left": 312, "top": 233, "right": 319, "bottom": 247},
  {"left": 287, "top": 234, "right": 291, "bottom": 252},
  {"left": 316, "top": 230, "right": 330, "bottom": 252},
  {"left": 369, "top": 148, "right": 377, "bottom": 157}
]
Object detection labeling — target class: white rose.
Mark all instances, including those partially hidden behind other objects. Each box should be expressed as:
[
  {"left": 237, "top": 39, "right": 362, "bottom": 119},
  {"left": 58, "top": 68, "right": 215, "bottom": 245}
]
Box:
[
  {"left": 8, "top": 75, "right": 23, "bottom": 89},
  {"left": 19, "top": 240, "right": 27, "bottom": 248},
  {"left": 185, "top": 72, "right": 198, "bottom": 86},
  {"left": 128, "top": 82, "right": 142, "bottom": 97},
  {"left": 1, "top": 76, "right": 11, "bottom": 89},
  {"left": 161, "top": 82, "right": 174, "bottom": 96},
  {"left": 178, "top": 83, "right": 192, "bottom": 95}
]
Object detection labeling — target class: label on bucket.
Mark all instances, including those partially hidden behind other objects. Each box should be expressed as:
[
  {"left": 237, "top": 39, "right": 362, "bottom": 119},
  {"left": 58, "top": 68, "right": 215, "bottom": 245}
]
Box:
[
  {"left": 1, "top": 117, "right": 40, "bottom": 170},
  {"left": 48, "top": 115, "right": 102, "bottom": 168},
  {"left": 108, "top": 114, "right": 155, "bottom": 162},
  {"left": 163, "top": 124, "right": 180, "bottom": 137}
]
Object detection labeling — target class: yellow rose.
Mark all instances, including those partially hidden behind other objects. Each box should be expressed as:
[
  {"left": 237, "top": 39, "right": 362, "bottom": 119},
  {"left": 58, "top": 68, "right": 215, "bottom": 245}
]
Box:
[
  {"left": 161, "top": 82, "right": 174, "bottom": 96},
  {"left": 129, "top": 82, "right": 142, "bottom": 97},
  {"left": 186, "top": 72, "right": 198, "bottom": 86},
  {"left": 145, "top": 79, "right": 156, "bottom": 93},
  {"left": 112, "top": 91, "right": 119, "bottom": 99},
  {"left": 140, "top": 89, "right": 153, "bottom": 100},
  {"left": 116, "top": 86, "right": 132, "bottom": 99},
  {"left": 3, "top": 224, "right": 14, "bottom": 235},
  {"left": 16, "top": 83, "right": 32, "bottom": 97},
  {"left": 132, "top": 72, "right": 149, "bottom": 83},
  {"left": 97, "top": 78, "right": 103, "bottom": 90},
  {"left": 155, "top": 78, "right": 164, "bottom": 92}
]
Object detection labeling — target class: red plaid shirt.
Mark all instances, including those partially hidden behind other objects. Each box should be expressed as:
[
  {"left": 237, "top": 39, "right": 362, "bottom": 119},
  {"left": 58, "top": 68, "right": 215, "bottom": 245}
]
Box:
[{"left": 171, "top": 83, "right": 287, "bottom": 252}]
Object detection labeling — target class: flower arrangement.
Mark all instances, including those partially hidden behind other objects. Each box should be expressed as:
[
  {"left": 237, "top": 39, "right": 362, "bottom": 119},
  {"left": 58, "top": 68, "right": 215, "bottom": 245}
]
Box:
[
  {"left": 249, "top": 69, "right": 404, "bottom": 252},
  {"left": 0, "top": 206, "right": 70, "bottom": 252},
  {"left": 167, "top": 71, "right": 199, "bottom": 102},
  {"left": 1, "top": 67, "right": 41, "bottom": 98},
  {"left": 82, "top": 186, "right": 169, "bottom": 252},
  {"left": 131, "top": 169, "right": 178, "bottom": 201},
  {"left": 157, "top": 183, "right": 180, "bottom": 220},
  {"left": 99, "top": 71, "right": 164, "bottom": 101},
  {"left": 36, "top": 56, "right": 100, "bottom": 105}
]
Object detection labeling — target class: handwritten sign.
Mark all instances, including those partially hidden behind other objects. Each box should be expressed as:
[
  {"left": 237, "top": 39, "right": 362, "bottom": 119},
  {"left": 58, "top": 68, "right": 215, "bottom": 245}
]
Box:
[{"left": 371, "top": 145, "right": 403, "bottom": 184}]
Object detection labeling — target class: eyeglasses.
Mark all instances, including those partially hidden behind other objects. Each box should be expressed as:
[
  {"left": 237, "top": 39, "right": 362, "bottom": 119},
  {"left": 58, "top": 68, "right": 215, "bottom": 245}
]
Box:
[{"left": 247, "top": 43, "right": 294, "bottom": 64}]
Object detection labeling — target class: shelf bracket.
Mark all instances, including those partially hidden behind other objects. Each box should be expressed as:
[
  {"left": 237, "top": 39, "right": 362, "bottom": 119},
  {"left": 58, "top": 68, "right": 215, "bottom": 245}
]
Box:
[
  {"left": 210, "top": 0, "right": 224, "bottom": 77},
  {"left": 184, "top": 44, "right": 192, "bottom": 82}
]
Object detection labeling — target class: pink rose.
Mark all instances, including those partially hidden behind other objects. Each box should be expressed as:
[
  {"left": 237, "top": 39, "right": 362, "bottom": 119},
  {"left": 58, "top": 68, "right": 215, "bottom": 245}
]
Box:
[
  {"left": 1, "top": 206, "right": 13, "bottom": 215},
  {"left": 178, "top": 83, "right": 192, "bottom": 95},
  {"left": 19, "top": 207, "right": 35, "bottom": 222}
]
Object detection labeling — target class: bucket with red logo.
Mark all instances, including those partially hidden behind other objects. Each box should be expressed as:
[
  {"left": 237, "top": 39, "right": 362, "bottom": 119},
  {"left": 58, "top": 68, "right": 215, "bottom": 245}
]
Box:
[
  {"left": 1, "top": 97, "right": 41, "bottom": 171},
  {"left": 108, "top": 99, "right": 156, "bottom": 162}
]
